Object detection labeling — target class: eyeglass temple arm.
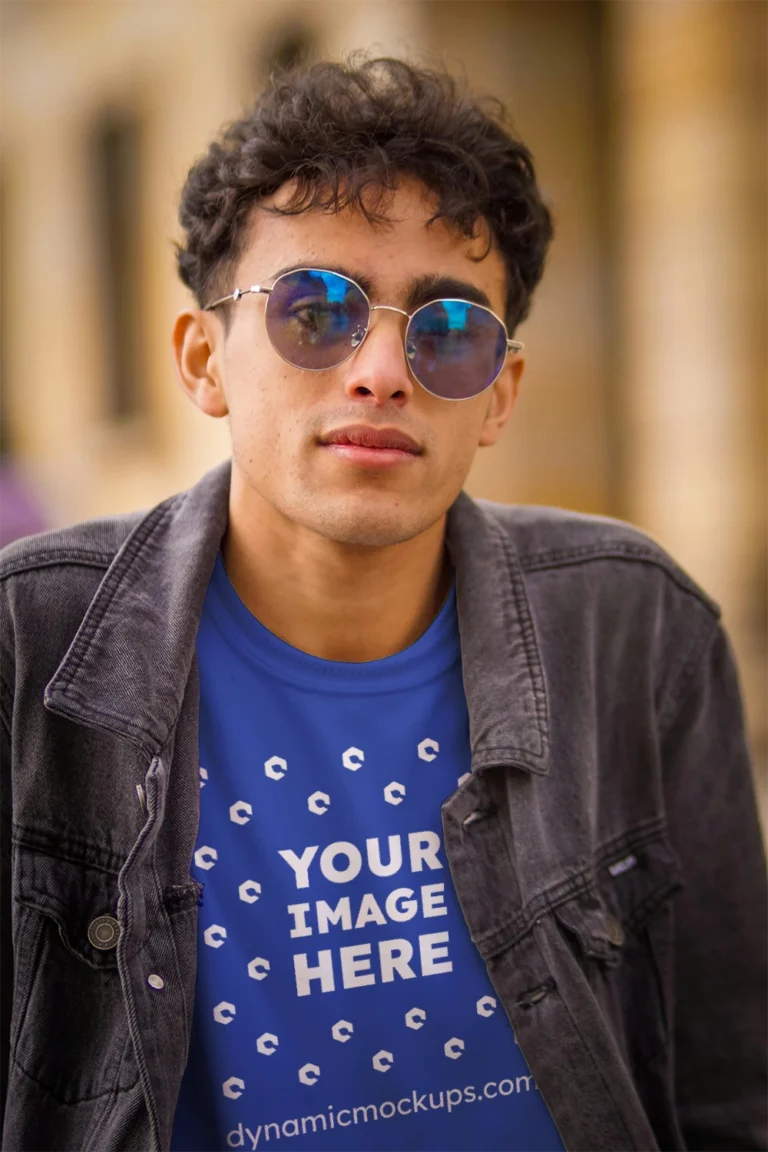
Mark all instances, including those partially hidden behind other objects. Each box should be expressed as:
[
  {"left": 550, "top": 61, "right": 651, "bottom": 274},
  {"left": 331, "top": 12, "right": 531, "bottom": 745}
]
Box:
[
  {"left": 507, "top": 339, "right": 524, "bottom": 353},
  {"left": 203, "top": 285, "right": 273, "bottom": 312}
]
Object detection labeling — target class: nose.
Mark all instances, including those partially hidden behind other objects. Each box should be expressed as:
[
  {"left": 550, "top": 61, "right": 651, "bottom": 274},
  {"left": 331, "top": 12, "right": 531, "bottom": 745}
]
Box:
[{"left": 342, "top": 307, "right": 414, "bottom": 407}]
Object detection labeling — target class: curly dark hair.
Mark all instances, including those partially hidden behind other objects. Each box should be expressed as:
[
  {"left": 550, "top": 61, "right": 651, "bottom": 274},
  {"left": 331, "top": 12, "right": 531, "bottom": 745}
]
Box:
[{"left": 176, "top": 57, "right": 553, "bottom": 331}]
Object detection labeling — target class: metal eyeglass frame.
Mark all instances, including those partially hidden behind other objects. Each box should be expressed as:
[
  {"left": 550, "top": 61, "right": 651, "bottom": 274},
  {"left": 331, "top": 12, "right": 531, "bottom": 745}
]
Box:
[{"left": 203, "top": 267, "right": 524, "bottom": 401}]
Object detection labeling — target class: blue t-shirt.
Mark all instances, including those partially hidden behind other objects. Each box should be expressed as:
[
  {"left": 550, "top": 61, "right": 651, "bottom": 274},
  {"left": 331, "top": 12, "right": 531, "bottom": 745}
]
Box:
[{"left": 171, "top": 556, "right": 564, "bottom": 1152}]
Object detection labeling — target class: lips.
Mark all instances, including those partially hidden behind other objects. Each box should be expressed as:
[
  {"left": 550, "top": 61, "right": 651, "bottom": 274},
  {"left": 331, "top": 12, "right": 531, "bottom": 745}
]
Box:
[{"left": 320, "top": 425, "right": 422, "bottom": 454}]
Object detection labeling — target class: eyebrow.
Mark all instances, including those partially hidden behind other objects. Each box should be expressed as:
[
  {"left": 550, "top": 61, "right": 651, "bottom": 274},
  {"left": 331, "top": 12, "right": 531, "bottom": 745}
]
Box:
[
  {"left": 404, "top": 273, "right": 493, "bottom": 313},
  {"left": 268, "top": 263, "right": 376, "bottom": 298},
  {"left": 267, "top": 263, "right": 494, "bottom": 313}
]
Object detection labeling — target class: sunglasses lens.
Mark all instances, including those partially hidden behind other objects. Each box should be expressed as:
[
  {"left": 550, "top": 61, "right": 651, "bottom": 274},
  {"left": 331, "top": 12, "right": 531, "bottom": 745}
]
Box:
[
  {"left": 406, "top": 300, "right": 508, "bottom": 399},
  {"left": 265, "top": 270, "right": 369, "bottom": 370}
]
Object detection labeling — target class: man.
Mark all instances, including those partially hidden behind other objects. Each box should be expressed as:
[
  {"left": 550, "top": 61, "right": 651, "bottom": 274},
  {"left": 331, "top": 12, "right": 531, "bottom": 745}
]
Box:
[{"left": 0, "top": 57, "right": 765, "bottom": 1152}]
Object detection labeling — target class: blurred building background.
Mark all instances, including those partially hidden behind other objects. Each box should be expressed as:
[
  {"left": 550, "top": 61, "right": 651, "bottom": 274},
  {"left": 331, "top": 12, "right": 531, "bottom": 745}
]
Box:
[{"left": 1, "top": 0, "right": 766, "bottom": 811}]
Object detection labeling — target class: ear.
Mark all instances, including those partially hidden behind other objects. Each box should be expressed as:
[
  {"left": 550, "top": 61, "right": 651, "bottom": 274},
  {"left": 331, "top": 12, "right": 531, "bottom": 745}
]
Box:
[
  {"left": 172, "top": 309, "right": 229, "bottom": 418},
  {"left": 477, "top": 356, "right": 524, "bottom": 447}
]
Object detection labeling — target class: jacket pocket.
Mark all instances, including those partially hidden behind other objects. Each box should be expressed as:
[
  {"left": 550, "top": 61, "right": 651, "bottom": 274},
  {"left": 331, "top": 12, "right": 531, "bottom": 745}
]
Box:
[
  {"left": 598, "top": 833, "right": 683, "bottom": 941},
  {"left": 10, "top": 843, "right": 137, "bottom": 1104},
  {"left": 554, "top": 830, "right": 683, "bottom": 1068},
  {"left": 553, "top": 831, "right": 682, "bottom": 958}
]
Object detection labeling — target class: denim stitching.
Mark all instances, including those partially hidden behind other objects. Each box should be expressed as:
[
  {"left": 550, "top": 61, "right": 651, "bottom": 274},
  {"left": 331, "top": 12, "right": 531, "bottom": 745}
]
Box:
[
  {"left": 53, "top": 503, "right": 177, "bottom": 697},
  {"left": 13, "top": 829, "right": 128, "bottom": 874},
  {"left": 530, "top": 934, "right": 637, "bottom": 1148},
  {"left": 487, "top": 516, "right": 549, "bottom": 758},
  {"left": 0, "top": 685, "right": 12, "bottom": 733},
  {"left": 11, "top": 1050, "right": 133, "bottom": 1105},
  {"left": 85, "top": 1030, "right": 140, "bottom": 1151},
  {"left": 8, "top": 907, "right": 44, "bottom": 1061},
  {"left": 657, "top": 616, "right": 721, "bottom": 737},
  {"left": 473, "top": 867, "right": 596, "bottom": 956},
  {"left": 518, "top": 544, "right": 720, "bottom": 616},
  {"left": 593, "top": 815, "right": 670, "bottom": 869},
  {"left": 474, "top": 817, "right": 680, "bottom": 957},
  {"left": 115, "top": 757, "right": 165, "bottom": 1150},
  {"left": 0, "top": 551, "right": 115, "bottom": 581},
  {"left": 42, "top": 683, "right": 161, "bottom": 753}
]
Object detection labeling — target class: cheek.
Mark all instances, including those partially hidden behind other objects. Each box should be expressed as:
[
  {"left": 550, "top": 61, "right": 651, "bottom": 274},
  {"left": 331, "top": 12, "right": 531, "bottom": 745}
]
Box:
[
  {"left": 225, "top": 360, "right": 312, "bottom": 472},
  {"left": 223, "top": 361, "right": 275, "bottom": 465},
  {"left": 437, "top": 406, "right": 487, "bottom": 472}
]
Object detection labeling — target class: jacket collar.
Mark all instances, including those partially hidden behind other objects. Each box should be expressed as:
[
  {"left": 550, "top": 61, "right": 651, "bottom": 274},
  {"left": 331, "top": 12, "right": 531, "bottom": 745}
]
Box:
[
  {"left": 45, "top": 460, "right": 550, "bottom": 775},
  {"left": 447, "top": 491, "right": 550, "bottom": 775}
]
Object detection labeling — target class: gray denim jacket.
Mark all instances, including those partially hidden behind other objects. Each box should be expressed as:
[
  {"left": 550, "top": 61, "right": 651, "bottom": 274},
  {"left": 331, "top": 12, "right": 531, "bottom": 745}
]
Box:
[{"left": 1, "top": 460, "right": 766, "bottom": 1152}]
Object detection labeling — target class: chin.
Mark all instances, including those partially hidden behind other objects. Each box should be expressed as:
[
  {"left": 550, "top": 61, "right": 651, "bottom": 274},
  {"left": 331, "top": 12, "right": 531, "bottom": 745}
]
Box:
[
  {"left": 322, "top": 518, "right": 422, "bottom": 549},
  {"left": 308, "top": 500, "right": 429, "bottom": 549}
]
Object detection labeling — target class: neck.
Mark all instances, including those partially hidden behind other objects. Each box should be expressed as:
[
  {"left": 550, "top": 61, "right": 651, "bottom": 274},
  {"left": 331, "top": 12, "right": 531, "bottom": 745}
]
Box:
[{"left": 221, "top": 485, "right": 452, "bottom": 664}]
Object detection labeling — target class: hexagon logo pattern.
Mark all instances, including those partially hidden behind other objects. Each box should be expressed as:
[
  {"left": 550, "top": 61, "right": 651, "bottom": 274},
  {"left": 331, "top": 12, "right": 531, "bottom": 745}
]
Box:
[
  {"left": 444, "top": 1037, "right": 465, "bottom": 1060},
  {"left": 418, "top": 738, "right": 440, "bottom": 762},
  {"left": 203, "top": 925, "right": 227, "bottom": 949},
  {"left": 331, "top": 1019, "right": 354, "bottom": 1043},
  {"left": 212, "top": 1001, "right": 236, "bottom": 1025},
  {"left": 199, "top": 766, "right": 208, "bottom": 789},
  {"left": 405, "top": 1007, "right": 426, "bottom": 1030},
  {"left": 383, "top": 781, "right": 406, "bottom": 806},
  {"left": 256, "top": 1032, "right": 279, "bottom": 1055},
  {"left": 307, "top": 791, "right": 331, "bottom": 815},
  {"left": 372, "top": 1050, "right": 394, "bottom": 1073},
  {"left": 264, "top": 755, "right": 288, "bottom": 781},
  {"left": 194, "top": 846, "right": 217, "bottom": 870},
  {"left": 342, "top": 746, "right": 365, "bottom": 771},
  {"left": 247, "top": 956, "right": 270, "bottom": 980},
  {"left": 229, "top": 800, "right": 253, "bottom": 825},
  {"left": 222, "top": 1077, "right": 245, "bottom": 1099},
  {"left": 298, "top": 1063, "right": 320, "bottom": 1085},
  {"left": 238, "top": 879, "right": 262, "bottom": 904},
  {"left": 476, "top": 995, "right": 497, "bottom": 1017}
]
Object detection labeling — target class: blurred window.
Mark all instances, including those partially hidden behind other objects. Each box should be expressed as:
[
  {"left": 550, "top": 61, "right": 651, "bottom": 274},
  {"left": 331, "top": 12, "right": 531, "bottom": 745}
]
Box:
[{"left": 91, "top": 112, "right": 144, "bottom": 422}]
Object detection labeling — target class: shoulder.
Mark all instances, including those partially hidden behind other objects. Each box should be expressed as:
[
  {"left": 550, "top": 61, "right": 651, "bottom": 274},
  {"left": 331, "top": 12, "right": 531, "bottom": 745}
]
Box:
[
  {"left": 0, "top": 511, "right": 153, "bottom": 730},
  {"left": 474, "top": 498, "right": 723, "bottom": 729},
  {"left": 0, "top": 511, "right": 144, "bottom": 581},
  {"left": 0, "top": 512, "right": 146, "bottom": 677},
  {"left": 476, "top": 497, "right": 720, "bottom": 617}
]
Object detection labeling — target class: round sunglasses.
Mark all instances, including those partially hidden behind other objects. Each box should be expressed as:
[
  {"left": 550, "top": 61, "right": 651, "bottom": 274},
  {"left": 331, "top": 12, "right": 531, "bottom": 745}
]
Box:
[{"left": 204, "top": 267, "right": 523, "bottom": 401}]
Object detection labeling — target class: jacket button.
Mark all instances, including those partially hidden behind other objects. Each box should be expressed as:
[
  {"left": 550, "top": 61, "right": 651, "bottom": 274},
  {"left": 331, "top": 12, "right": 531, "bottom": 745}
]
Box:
[
  {"left": 605, "top": 915, "right": 625, "bottom": 947},
  {"left": 88, "top": 915, "right": 120, "bottom": 950}
]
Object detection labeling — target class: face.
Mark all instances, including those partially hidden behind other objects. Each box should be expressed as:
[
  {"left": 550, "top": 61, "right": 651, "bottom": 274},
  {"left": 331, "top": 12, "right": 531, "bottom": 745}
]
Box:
[{"left": 174, "top": 178, "right": 523, "bottom": 548}]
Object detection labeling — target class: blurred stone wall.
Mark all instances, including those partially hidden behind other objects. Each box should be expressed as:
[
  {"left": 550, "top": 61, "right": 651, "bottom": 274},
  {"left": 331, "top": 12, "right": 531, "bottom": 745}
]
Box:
[{"left": 1, "top": 0, "right": 765, "bottom": 809}]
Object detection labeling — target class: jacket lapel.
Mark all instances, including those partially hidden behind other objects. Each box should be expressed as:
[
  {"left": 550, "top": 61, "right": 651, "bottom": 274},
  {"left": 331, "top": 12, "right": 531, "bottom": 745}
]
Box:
[
  {"left": 447, "top": 492, "right": 551, "bottom": 776},
  {"left": 44, "top": 460, "right": 231, "bottom": 754}
]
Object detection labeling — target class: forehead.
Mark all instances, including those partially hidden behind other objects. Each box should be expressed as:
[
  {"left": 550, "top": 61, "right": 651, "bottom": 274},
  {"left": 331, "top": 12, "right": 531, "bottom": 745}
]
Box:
[{"left": 236, "top": 177, "right": 508, "bottom": 312}]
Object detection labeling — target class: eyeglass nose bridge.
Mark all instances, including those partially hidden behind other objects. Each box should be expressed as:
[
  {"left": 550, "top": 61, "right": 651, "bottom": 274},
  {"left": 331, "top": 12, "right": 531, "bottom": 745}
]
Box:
[
  {"left": 369, "top": 303, "right": 410, "bottom": 319},
  {"left": 352, "top": 303, "right": 412, "bottom": 355}
]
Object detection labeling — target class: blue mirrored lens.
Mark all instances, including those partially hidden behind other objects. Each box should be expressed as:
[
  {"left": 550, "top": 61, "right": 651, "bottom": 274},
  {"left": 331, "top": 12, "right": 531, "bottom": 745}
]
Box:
[
  {"left": 406, "top": 300, "right": 507, "bottom": 399},
  {"left": 266, "top": 270, "right": 369, "bottom": 369}
]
